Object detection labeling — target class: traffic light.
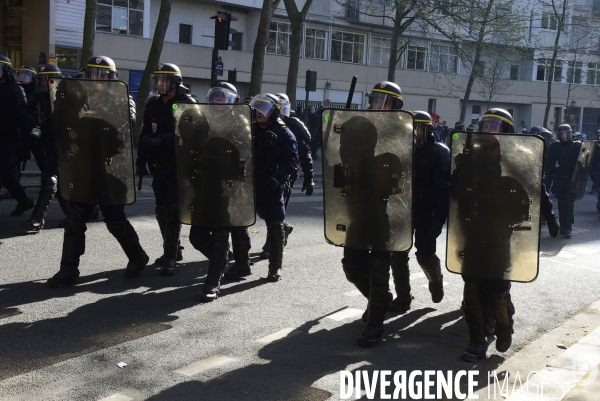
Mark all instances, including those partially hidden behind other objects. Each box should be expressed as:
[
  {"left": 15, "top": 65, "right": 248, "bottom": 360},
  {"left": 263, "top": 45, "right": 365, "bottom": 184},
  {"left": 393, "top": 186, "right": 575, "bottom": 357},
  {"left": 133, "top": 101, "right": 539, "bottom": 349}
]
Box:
[{"left": 211, "top": 11, "right": 238, "bottom": 50}]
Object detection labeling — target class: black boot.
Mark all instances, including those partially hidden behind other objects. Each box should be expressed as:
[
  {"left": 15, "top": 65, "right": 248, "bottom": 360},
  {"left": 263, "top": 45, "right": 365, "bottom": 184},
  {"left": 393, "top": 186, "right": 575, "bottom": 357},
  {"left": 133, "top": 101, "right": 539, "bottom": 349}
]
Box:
[
  {"left": 486, "top": 291, "right": 514, "bottom": 352},
  {"left": 88, "top": 205, "right": 101, "bottom": 221},
  {"left": 47, "top": 217, "right": 85, "bottom": 287},
  {"left": 57, "top": 196, "right": 69, "bottom": 228},
  {"left": 266, "top": 221, "right": 285, "bottom": 282},
  {"left": 358, "top": 256, "right": 391, "bottom": 347},
  {"left": 417, "top": 253, "right": 444, "bottom": 303},
  {"left": 389, "top": 252, "right": 413, "bottom": 313},
  {"left": 224, "top": 227, "right": 252, "bottom": 279},
  {"left": 259, "top": 231, "right": 270, "bottom": 259},
  {"left": 199, "top": 231, "right": 229, "bottom": 303},
  {"left": 461, "top": 285, "right": 488, "bottom": 362},
  {"left": 159, "top": 204, "right": 182, "bottom": 275},
  {"left": 22, "top": 191, "right": 55, "bottom": 233},
  {"left": 106, "top": 221, "right": 149, "bottom": 278},
  {"left": 284, "top": 222, "right": 293, "bottom": 246}
]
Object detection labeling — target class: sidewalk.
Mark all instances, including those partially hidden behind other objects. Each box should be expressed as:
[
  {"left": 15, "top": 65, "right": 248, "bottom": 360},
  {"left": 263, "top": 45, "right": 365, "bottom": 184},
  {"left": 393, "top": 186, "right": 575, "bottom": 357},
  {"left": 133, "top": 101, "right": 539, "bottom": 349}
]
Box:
[{"left": 470, "top": 298, "right": 600, "bottom": 400}]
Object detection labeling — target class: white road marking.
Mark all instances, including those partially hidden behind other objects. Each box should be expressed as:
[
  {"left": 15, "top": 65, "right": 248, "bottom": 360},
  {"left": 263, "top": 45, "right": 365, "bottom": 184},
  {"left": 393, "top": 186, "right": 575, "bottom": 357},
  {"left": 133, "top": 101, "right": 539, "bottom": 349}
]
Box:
[
  {"left": 542, "top": 257, "right": 600, "bottom": 272},
  {"left": 288, "top": 197, "right": 323, "bottom": 203},
  {"left": 174, "top": 355, "right": 234, "bottom": 377},
  {"left": 98, "top": 395, "right": 133, "bottom": 401},
  {"left": 311, "top": 206, "right": 324, "bottom": 210},
  {"left": 257, "top": 328, "right": 301, "bottom": 345},
  {"left": 325, "top": 308, "right": 364, "bottom": 321}
]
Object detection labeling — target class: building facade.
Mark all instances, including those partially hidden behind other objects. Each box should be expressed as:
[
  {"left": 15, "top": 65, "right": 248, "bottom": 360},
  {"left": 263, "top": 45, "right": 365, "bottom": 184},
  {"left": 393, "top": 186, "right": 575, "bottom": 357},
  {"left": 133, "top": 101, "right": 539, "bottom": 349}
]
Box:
[{"left": 3, "top": 0, "right": 600, "bottom": 134}]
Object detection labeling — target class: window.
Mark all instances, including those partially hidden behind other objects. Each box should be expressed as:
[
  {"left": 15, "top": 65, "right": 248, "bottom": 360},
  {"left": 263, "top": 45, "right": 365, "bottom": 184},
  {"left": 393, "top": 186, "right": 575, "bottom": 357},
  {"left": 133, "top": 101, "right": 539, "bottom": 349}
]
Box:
[
  {"left": 430, "top": 45, "right": 457, "bottom": 73},
  {"left": 179, "top": 24, "right": 192, "bottom": 44},
  {"left": 97, "top": 0, "right": 144, "bottom": 36},
  {"left": 406, "top": 45, "right": 426, "bottom": 70},
  {"left": 587, "top": 62, "right": 600, "bottom": 85},
  {"left": 232, "top": 32, "right": 243, "bottom": 51},
  {"left": 305, "top": 28, "right": 326, "bottom": 60},
  {"left": 567, "top": 61, "right": 582, "bottom": 84},
  {"left": 537, "top": 59, "right": 562, "bottom": 82},
  {"left": 472, "top": 105, "right": 481, "bottom": 115},
  {"left": 267, "top": 21, "right": 291, "bottom": 56},
  {"left": 370, "top": 37, "right": 391, "bottom": 67},
  {"left": 55, "top": 47, "right": 80, "bottom": 70},
  {"left": 510, "top": 65, "right": 519, "bottom": 80},
  {"left": 428, "top": 99, "right": 436, "bottom": 114},
  {"left": 541, "top": 12, "right": 558, "bottom": 30},
  {"left": 331, "top": 31, "right": 364, "bottom": 64}
]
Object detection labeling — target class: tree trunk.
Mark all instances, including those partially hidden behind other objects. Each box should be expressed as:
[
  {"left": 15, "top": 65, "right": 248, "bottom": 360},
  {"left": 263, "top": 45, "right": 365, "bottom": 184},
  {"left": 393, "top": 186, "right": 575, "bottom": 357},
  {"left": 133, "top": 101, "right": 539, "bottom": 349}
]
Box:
[
  {"left": 387, "top": 5, "right": 404, "bottom": 82},
  {"left": 543, "top": 2, "right": 567, "bottom": 127},
  {"left": 80, "top": 0, "right": 98, "bottom": 67},
  {"left": 459, "top": 0, "right": 495, "bottom": 122},
  {"left": 286, "top": 19, "right": 303, "bottom": 106},
  {"left": 249, "top": 0, "right": 281, "bottom": 96},
  {"left": 133, "top": 0, "right": 172, "bottom": 144}
]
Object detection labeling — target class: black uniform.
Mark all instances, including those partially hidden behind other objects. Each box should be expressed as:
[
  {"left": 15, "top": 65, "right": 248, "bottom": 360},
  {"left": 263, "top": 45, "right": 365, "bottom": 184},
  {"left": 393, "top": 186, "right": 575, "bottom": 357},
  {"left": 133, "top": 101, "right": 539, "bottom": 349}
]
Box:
[
  {"left": 0, "top": 77, "right": 33, "bottom": 214},
  {"left": 136, "top": 90, "right": 196, "bottom": 267},
  {"left": 545, "top": 137, "right": 581, "bottom": 235},
  {"left": 390, "top": 132, "right": 450, "bottom": 311}
]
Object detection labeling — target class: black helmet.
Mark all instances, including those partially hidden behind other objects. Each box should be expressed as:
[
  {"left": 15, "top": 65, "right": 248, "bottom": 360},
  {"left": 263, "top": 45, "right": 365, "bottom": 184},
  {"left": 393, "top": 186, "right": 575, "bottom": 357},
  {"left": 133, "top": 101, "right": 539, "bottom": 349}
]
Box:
[
  {"left": 207, "top": 81, "right": 239, "bottom": 104},
  {"left": 557, "top": 124, "right": 572, "bottom": 141},
  {"left": 16, "top": 65, "right": 37, "bottom": 87},
  {"left": 478, "top": 108, "right": 514, "bottom": 133},
  {"left": 243, "top": 96, "right": 253, "bottom": 104},
  {"left": 275, "top": 93, "right": 291, "bottom": 117},
  {"left": 249, "top": 93, "right": 281, "bottom": 120},
  {"left": 0, "top": 54, "right": 13, "bottom": 80},
  {"left": 151, "top": 63, "right": 183, "bottom": 96},
  {"left": 413, "top": 110, "right": 434, "bottom": 147},
  {"left": 466, "top": 124, "right": 476, "bottom": 132},
  {"left": 368, "top": 81, "right": 403, "bottom": 110},
  {"left": 530, "top": 126, "right": 542, "bottom": 134},
  {"left": 74, "top": 67, "right": 85, "bottom": 79},
  {"left": 86, "top": 55, "right": 118, "bottom": 80},
  {"left": 455, "top": 121, "right": 465, "bottom": 130},
  {"left": 37, "top": 65, "right": 62, "bottom": 92}
]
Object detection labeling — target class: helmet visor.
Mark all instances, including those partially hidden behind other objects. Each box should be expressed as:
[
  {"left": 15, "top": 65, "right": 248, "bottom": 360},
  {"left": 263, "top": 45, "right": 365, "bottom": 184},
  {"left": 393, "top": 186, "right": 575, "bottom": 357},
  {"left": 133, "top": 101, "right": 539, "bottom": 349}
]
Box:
[
  {"left": 279, "top": 99, "right": 291, "bottom": 117},
  {"left": 249, "top": 95, "right": 276, "bottom": 118},
  {"left": 37, "top": 75, "right": 53, "bottom": 92},
  {"left": 86, "top": 67, "right": 113, "bottom": 80},
  {"left": 151, "top": 74, "right": 174, "bottom": 96},
  {"left": 415, "top": 124, "right": 432, "bottom": 146},
  {"left": 479, "top": 117, "right": 505, "bottom": 134},
  {"left": 369, "top": 92, "right": 396, "bottom": 110},
  {"left": 206, "top": 87, "right": 237, "bottom": 104},
  {"left": 16, "top": 69, "right": 35, "bottom": 85}
]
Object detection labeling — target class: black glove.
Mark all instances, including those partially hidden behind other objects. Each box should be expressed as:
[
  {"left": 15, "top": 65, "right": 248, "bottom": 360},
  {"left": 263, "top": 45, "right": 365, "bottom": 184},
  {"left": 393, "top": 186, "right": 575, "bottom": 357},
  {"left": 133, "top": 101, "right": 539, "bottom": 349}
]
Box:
[
  {"left": 547, "top": 216, "right": 560, "bottom": 238},
  {"left": 262, "top": 176, "right": 280, "bottom": 190},
  {"left": 136, "top": 165, "right": 149, "bottom": 177},
  {"left": 428, "top": 220, "right": 444, "bottom": 238},
  {"left": 302, "top": 178, "right": 315, "bottom": 196}
]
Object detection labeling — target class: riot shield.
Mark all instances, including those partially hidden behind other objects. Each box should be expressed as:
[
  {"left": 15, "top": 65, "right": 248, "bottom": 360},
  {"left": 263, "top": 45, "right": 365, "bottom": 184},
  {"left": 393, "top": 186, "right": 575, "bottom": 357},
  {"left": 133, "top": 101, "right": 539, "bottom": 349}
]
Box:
[
  {"left": 446, "top": 132, "right": 544, "bottom": 282},
  {"left": 49, "top": 78, "right": 135, "bottom": 205},
  {"left": 173, "top": 103, "right": 255, "bottom": 227},
  {"left": 568, "top": 141, "right": 597, "bottom": 200},
  {"left": 321, "top": 109, "right": 414, "bottom": 251}
]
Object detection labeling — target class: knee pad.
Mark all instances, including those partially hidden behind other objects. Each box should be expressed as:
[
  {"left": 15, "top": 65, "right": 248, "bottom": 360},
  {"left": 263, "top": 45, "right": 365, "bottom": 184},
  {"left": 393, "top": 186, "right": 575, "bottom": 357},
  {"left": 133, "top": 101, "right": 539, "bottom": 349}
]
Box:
[
  {"left": 367, "top": 257, "right": 390, "bottom": 281},
  {"left": 392, "top": 251, "right": 409, "bottom": 266},
  {"left": 189, "top": 234, "right": 210, "bottom": 255},
  {"left": 416, "top": 253, "right": 438, "bottom": 267},
  {"left": 41, "top": 174, "right": 58, "bottom": 194},
  {"left": 64, "top": 216, "right": 87, "bottom": 236},
  {"left": 163, "top": 203, "right": 180, "bottom": 223},
  {"left": 463, "top": 281, "right": 483, "bottom": 308}
]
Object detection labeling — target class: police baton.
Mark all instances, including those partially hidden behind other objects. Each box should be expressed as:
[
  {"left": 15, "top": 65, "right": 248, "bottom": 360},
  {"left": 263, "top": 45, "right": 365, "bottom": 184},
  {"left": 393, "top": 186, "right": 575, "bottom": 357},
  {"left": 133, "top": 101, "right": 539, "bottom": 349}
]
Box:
[{"left": 345, "top": 76, "right": 357, "bottom": 109}]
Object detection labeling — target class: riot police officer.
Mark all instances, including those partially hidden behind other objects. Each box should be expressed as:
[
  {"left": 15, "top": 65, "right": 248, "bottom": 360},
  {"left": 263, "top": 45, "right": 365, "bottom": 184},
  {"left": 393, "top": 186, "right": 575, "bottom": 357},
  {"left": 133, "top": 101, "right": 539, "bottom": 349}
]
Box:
[
  {"left": 21, "top": 64, "right": 69, "bottom": 232},
  {"left": 545, "top": 124, "right": 581, "bottom": 238},
  {"left": 187, "top": 81, "right": 244, "bottom": 301},
  {"left": 257, "top": 93, "right": 314, "bottom": 259},
  {"left": 238, "top": 94, "right": 298, "bottom": 282},
  {"left": 47, "top": 76, "right": 149, "bottom": 287},
  {"left": 466, "top": 124, "right": 476, "bottom": 132},
  {"left": 456, "top": 108, "right": 559, "bottom": 362},
  {"left": 137, "top": 63, "right": 195, "bottom": 274},
  {"left": 389, "top": 111, "right": 450, "bottom": 313},
  {"left": 0, "top": 55, "right": 34, "bottom": 216},
  {"left": 341, "top": 81, "right": 404, "bottom": 347}
]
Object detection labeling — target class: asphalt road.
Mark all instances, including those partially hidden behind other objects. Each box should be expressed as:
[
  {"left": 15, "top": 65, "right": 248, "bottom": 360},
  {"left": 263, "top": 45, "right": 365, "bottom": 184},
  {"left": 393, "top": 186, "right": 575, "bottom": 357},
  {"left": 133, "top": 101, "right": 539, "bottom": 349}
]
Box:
[{"left": 1, "top": 176, "right": 600, "bottom": 401}]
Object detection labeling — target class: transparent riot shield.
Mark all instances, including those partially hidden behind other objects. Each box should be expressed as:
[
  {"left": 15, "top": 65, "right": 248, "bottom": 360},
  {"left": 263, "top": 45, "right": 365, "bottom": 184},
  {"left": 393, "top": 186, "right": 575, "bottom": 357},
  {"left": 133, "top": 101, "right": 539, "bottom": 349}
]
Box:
[
  {"left": 49, "top": 78, "right": 135, "bottom": 205},
  {"left": 321, "top": 109, "right": 414, "bottom": 251},
  {"left": 568, "top": 141, "right": 597, "bottom": 200},
  {"left": 446, "top": 132, "right": 544, "bottom": 282},
  {"left": 173, "top": 103, "right": 255, "bottom": 227}
]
